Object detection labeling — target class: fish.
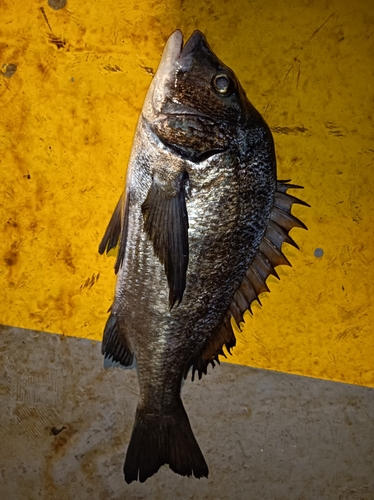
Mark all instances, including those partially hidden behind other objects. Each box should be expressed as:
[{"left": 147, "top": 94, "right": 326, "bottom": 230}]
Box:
[{"left": 99, "top": 29, "right": 309, "bottom": 484}]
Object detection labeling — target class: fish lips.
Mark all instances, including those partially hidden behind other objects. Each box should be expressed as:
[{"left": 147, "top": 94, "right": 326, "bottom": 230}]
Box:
[
  {"left": 146, "top": 31, "right": 236, "bottom": 161},
  {"left": 177, "top": 30, "right": 209, "bottom": 73},
  {"left": 161, "top": 30, "right": 240, "bottom": 120},
  {"left": 153, "top": 30, "right": 244, "bottom": 126},
  {"left": 159, "top": 30, "right": 209, "bottom": 74},
  {"left": 150, "top": 30, "right": 213, "bottom": 116}
]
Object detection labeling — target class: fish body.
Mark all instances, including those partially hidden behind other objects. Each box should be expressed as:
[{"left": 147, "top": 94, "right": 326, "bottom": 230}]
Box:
[{"left": 99, "top": 30, "right": 308, "bottom": 483}]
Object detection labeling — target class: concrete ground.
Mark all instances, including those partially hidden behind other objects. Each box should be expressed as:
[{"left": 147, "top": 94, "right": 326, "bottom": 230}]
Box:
[{"left": 0, "top": 325, "right": 373, "bottom": 500}]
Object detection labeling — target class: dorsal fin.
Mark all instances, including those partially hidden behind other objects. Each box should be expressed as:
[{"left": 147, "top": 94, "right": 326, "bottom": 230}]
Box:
[
  {"left": 185, "top": 315, "right": 235, "bottom": 381},
  {"left": 186, "top": 180, "right": 309, "bottom": 380}
]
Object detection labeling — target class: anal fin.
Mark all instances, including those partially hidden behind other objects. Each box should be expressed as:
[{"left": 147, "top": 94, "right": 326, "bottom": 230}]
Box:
[{"left": 102, "top": 312, "right": 134, "bottom": 367}]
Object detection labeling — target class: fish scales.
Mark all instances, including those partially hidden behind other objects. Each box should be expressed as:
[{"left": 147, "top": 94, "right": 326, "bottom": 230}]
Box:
[{"left": 99, "top": 29, "right": 308, "bottom": 484}]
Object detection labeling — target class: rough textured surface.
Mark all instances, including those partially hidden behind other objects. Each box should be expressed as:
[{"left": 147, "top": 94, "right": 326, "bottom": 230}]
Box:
[{"left": 0, "top": 325, "right": 373, "bottom": 499}]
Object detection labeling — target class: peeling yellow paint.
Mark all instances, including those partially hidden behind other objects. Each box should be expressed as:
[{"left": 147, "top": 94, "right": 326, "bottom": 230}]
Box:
[{"left": 1, "top": 0, "right": 373, "bottom": 387}]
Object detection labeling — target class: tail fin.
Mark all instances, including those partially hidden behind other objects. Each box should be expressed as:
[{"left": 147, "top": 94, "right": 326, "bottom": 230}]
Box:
[{"left": 124, "top": 399, "right": 209, "bottom": 483}]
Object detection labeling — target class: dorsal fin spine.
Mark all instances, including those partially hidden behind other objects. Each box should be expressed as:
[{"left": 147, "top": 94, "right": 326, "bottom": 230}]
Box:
[{"left": 186, "top": 180, "right": 308, "bottom": 380}]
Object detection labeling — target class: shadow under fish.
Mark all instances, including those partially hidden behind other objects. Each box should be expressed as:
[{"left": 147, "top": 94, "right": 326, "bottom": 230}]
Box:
[{"left": 99, "top": 29, "right": 309, "bottom": 483}]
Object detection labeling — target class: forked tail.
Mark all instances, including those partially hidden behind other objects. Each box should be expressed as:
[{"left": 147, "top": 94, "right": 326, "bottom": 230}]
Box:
[{"left": 124, "top": 399, "right": 209, "bottom": 483}]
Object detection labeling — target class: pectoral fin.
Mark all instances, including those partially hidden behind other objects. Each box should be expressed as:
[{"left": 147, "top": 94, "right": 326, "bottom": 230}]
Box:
[{"left": 141, "top": 173, "right": 189, "bottom": 309}]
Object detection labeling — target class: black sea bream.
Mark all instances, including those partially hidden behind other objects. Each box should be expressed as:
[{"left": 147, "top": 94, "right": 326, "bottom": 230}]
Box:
[{"left": 99, "top": 30, "right": 308, "bottom": 483}]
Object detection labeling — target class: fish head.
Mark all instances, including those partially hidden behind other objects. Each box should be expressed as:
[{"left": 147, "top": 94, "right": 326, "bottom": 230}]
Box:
[{"left": 143, "top": 30, "right": 266, "bottom": 163}]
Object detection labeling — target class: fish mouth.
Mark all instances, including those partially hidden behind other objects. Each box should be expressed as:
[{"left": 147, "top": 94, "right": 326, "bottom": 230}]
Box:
[
  {"left": 160, "top": 30, "right": 207, "bottom": 70},
  {"left": 150, "top": 31, "right": 213, "bottom": 119},
  {"left": 178, "top": 30, "right": 207, "bottom": 70},
  {"left": 148, "top": 31, "right": 229, "bottom": 161},
  {"left": 157, "top": 30, "right": 184, "bottom": 74},
  {"left": 163, "top": 31, "right": 220, "bottom": 120}
]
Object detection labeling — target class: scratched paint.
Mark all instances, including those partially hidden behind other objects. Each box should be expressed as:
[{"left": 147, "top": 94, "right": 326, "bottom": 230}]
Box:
[{"left": 0, "top": 0, "right": 373, "bottom": 387}]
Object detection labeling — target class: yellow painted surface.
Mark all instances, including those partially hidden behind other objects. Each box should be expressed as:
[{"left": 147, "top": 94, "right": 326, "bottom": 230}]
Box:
[{"left": 1, "top": 1, "right": 373, "bottom": 387}]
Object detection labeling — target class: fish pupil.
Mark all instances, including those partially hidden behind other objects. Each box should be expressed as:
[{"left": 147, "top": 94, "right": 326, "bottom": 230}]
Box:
[{"left": 213, "top": 74, "right": 233, "bottom": 95}]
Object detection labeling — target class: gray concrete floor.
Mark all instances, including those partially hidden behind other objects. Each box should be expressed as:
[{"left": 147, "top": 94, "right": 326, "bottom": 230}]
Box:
[{"left": 0, "top": 325, "right": 373, "bottom": 500}]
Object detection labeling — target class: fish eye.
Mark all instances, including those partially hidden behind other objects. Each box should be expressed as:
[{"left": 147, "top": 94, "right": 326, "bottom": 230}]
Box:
[{"left": 212, "top": 73, "right": 236, "bottom": 95}]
